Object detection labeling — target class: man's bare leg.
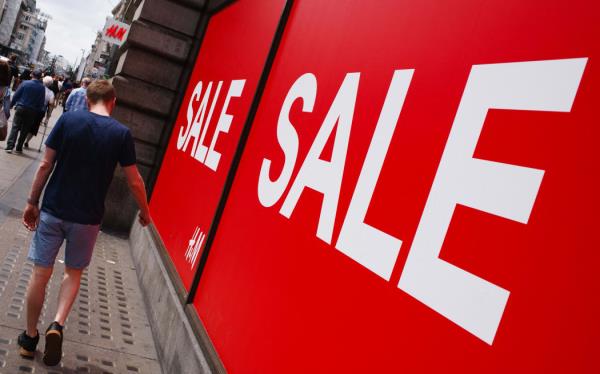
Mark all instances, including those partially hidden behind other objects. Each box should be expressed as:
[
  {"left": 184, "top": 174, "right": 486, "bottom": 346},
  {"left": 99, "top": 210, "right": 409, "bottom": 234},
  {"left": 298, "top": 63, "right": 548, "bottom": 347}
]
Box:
[
  {"left": 54, "top": 266, "right": 83, "bottom": 325},
  {"left": 26, "top": 266, "right": 53, "bottom": 337}
]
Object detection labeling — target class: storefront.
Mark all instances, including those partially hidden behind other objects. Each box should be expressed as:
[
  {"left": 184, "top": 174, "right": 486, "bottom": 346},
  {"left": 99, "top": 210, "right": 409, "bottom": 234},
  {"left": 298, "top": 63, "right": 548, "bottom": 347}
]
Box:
[{"left": 123, "top": 0, "right": 600, "bottom": 372}]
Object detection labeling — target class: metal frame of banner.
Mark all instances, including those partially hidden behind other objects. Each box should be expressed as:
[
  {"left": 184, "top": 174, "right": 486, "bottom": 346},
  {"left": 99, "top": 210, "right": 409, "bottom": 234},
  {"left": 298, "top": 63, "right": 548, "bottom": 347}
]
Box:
[
  {"left": 144, "top": 0, "right": 214, "bottom": 308},
  {"left": 142, "top": 1, "right": 239, "bottom": 371},
  {"left": 145, "top": 0, "right": 294, "bottom": 368},
  {"left": 185, "top": 0, "right": 295, "bottom": 304},
  {"left": 146, "top": 0, "right": 241, "bottom": 302}
]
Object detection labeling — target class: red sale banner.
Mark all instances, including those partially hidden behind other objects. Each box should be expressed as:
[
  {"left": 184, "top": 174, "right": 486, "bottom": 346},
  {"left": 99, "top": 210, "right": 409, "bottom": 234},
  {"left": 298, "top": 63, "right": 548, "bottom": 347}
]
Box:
[
  {"left": 150, "top": 0, "right": 286, "bottom": 289},
  {"left": 192, "top": 0, "right": 600, "bottom": 372}
]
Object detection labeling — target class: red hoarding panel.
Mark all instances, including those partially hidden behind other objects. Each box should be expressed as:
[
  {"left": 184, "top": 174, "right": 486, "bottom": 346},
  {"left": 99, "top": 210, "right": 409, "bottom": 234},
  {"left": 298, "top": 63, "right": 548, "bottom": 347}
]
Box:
[
  {"left": 150, "top": 0, "right": 286, "bottom": 289},
  {"left": 194, "top": 0, "right": 600, "bottom": 372}
]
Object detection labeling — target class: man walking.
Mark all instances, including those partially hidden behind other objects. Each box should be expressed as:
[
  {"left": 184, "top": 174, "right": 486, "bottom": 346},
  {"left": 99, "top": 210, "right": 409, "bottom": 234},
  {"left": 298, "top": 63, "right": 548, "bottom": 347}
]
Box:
[
  {"left": 60, "top": 78, "right": 73, "bottom": 107},
  {"left": 16, "top": 80, "right": 151, "bottom": 366},
  {"left": 49, "top": 75, "right": 60, "bottom": 109},
  {"left": 24, "top": 76, "right": 56, "bottom": 148},
  {"left": 8, "top": 54, "right": 20, "bottom": 90},
  {"left": 64, "top": 77, "right": 91, "bottom": 112},
  {"left": 5, "top": 69, "right": 45, "bottom": 154}
]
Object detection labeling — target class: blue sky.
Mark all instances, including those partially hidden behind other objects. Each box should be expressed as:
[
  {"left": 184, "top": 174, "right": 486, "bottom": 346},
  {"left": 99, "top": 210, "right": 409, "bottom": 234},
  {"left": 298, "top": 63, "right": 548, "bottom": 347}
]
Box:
[{"left": 36, "top": 0, "right": 119, "bottom": 66}]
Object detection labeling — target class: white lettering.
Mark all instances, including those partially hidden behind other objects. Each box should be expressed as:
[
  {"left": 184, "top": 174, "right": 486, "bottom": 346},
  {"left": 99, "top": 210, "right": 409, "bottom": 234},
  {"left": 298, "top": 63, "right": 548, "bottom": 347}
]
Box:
[
  {"left": 205, "top": 80, "right": 246, "bottom": 171},
  {"left": 195, "top": 81, "right": 223, "bottom": 163},
  {"left": 182, "top": 81, "right": 214, "bottom": 157},
  {"left": 176, "top": 79, "right": 246, "bottom": 172},
  {"left": 335, "top": 69, "right": 413, "bottom": 280},
  {"left": 177, "top": 81, "right": 204, "bottom": 150},
  {"left": 398, "top": 58, "right": 587, "bottom": 344},
  {"left": 258, "top": 73, "right": 317, "bottom": 207},
  {"left": 280, "top": 73, "right": 360, "bottom": 244}
]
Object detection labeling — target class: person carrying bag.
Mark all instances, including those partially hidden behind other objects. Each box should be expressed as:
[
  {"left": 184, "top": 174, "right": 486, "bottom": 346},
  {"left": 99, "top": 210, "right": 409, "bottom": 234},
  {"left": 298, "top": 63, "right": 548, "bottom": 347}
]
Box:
[{"left": 0, "top": 60, "right": 12, "bottom": 142}]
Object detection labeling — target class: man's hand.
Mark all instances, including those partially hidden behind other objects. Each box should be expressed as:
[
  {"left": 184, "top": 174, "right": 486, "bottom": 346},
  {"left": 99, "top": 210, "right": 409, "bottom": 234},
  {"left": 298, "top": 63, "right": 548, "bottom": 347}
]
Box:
[
  {"left": 123, "top": 165, "right": 152, "bottom": 228},
  {"left": 138, "top": 209, "right": 151, "bottom": 227},
  {"left": 23, "top": 203, "right": 40, "bottom": 231},
  {"left": 23, "top": 147, "right": 56, "bottom": 232}
]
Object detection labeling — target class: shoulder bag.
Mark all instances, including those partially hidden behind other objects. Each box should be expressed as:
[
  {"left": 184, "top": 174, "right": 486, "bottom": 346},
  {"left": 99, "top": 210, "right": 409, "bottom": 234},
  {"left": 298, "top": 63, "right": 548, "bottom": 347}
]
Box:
[{"left": 0, "top": 87, "right": 8, "bottom": 142}]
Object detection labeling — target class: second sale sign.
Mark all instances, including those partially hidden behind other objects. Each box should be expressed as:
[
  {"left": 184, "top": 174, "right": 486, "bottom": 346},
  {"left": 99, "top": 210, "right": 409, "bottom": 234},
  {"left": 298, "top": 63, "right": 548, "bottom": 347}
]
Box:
[
  {"left": 150, "top": 0, "right": 600, "bottom": 372},
  {"left": 191, "top": 0, "right": 600, "bottom": 372}
]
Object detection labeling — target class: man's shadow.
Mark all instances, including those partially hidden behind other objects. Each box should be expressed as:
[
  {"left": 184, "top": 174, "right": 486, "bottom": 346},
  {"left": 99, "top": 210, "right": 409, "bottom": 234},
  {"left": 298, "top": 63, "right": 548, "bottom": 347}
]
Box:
[{"left": 22, "top": 352, "right": 106, "bottom": 374}]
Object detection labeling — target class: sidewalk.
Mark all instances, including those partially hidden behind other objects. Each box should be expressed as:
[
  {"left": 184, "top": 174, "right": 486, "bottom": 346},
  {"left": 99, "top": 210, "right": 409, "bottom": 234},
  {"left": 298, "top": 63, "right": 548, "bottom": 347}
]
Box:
[{"left": 0, "top": 108, "right": 163, "bottom": 373}]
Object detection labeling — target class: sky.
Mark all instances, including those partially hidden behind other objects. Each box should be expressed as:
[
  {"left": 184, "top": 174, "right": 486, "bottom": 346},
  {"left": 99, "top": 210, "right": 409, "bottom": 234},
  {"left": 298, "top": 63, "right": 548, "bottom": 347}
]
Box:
[{"left": 35, "top": 0, "right": 120, "bottom": 66}]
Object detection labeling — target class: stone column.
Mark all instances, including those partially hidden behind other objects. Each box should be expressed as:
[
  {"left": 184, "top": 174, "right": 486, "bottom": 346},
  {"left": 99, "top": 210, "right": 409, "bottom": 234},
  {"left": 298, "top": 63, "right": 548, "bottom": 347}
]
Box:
[{"left": 102, "top": 0, "right": 208, "bottom": 232}]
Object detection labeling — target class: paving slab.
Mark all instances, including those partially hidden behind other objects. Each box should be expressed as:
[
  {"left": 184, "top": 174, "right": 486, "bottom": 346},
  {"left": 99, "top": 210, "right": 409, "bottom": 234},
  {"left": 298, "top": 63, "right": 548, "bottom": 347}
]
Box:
[
  {"left": 0, "top": 212, "right": 163, "bottom": 373},
  {"left": 0, "top": 108, "right": 51, "bottom": 203},
  {"left": 0, "top": 107, "right": 163, "bottom": 373}
]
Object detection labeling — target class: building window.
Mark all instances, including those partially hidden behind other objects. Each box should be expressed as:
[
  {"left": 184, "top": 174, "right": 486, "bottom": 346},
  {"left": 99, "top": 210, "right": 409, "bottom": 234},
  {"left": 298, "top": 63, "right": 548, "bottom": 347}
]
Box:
[{"left": 17, "top": 33, "right": 24, "bottom": 40}]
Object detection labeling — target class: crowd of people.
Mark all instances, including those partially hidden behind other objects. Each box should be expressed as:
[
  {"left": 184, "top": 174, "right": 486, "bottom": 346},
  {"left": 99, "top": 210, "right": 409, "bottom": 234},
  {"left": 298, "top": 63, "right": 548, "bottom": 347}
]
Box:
[
  {"left": 3, "top": 71, "right": 151, "bottom": 369},
  {"left": 0, "top": 54, "right": 90, "bottom": 153}
]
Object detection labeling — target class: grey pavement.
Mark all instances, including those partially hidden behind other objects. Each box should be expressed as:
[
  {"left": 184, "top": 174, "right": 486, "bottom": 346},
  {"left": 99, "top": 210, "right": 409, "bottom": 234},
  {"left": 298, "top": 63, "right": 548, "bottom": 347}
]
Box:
[{"left": 0, "top": 107, "right": 163, "bottom": 373}]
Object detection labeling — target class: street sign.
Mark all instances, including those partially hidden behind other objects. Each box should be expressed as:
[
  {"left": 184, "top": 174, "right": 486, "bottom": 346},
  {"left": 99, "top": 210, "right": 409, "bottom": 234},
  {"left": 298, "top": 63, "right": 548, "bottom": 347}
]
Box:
[
  {"left": 188, "top": 0, "right": 600, "bottom": 373},
  {"left": 150, "top": 0, "right": 287, "bottom": 289},
  {"left": 101, "top": 18, "right": 129, "bottom": 46}
]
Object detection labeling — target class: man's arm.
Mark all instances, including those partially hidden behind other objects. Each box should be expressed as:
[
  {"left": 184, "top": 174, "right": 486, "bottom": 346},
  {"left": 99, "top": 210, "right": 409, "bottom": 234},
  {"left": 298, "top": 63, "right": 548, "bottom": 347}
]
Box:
[
  {"left": 3, "top": 90, "right": 10, "bottom": 119},
  {"left": 122, "top": 165, "right": 151, "bottom": 226},
  {"left": 64, "top": 91, "right": 72, "bottom": 112},
  {"left": 23, "top": 147, "right": 57, "bottom": 230},
  {"left": 10, "top": 84, "right": 22, "bottom": 109}
]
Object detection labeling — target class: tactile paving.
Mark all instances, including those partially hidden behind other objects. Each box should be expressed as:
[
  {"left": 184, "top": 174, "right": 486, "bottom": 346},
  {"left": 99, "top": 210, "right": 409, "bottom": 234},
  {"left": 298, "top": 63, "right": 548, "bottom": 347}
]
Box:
[{"left": 0, "top": 210, "right": 162, "bottom": 373}]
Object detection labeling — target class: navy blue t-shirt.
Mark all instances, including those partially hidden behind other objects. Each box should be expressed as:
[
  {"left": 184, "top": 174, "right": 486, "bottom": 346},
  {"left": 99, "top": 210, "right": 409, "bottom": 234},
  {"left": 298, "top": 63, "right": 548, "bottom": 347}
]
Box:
[{"left": 42, "top": 111, "right": 137, "bottom": 225}]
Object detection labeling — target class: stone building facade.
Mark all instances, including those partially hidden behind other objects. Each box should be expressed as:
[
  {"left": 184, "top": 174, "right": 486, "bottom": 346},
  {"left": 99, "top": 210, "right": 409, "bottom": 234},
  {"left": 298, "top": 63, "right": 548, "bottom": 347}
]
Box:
[
  {"left": 0, "top": 0, "right": 47, "bottom": 63},
  {"left": 10, "top": 7, "right": 47, "bottom": 62},
  {"left": 102, "top": 1, "right": 230, "bottom": 372},
  {"left": 81, "top": 0, "right": 142, "bottom": 80}
]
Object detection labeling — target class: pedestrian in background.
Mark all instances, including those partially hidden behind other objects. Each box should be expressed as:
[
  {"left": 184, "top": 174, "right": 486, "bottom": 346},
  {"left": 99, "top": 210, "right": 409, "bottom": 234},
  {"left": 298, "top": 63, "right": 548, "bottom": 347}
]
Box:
[
  {"left": 44, "top": 76, "right": 57, "bottom": 123},
  {"left": 17, "top": 80, "right": 151, "bottom": 366},
  {"left": 8, "top": 54, "right": 20, "bottom": 91},
  {"left": 64, "top": 77, "right": 91, "bottom": 112},
  {"left": 60, "top": 78, "right": 72, "bottom": 107},
  {"left": 49, "top": 75, "right": 59, "bottom": 106},
  {"left": 24, "top": 76, "right": 55, "bottom": 148},
  {"left": 0, "top": 60, "right": 12, "bottom": 142},
  {"left": 20, "top": 65, "right": 32, "bottom": 81},
  {"left": 5, "top": 69, "right": 45, "bottom": 154}
]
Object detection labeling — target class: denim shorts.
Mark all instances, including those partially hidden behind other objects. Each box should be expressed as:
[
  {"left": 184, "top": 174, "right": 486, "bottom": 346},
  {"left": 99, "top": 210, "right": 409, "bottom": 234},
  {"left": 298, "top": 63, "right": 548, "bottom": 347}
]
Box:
[{"left": 28, "top": 211, "right": 100, "bottom": 269}]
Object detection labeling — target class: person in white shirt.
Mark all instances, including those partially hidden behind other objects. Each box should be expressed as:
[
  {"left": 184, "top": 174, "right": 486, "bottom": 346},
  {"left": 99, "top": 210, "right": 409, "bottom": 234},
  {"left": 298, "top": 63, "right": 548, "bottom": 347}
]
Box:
[{"left": 43, "top": 76, "right": 55, "bottom": 122}]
